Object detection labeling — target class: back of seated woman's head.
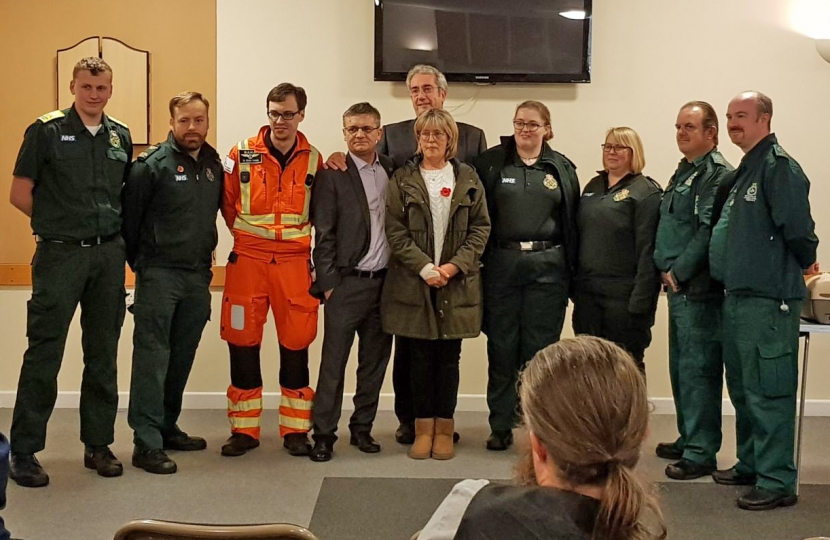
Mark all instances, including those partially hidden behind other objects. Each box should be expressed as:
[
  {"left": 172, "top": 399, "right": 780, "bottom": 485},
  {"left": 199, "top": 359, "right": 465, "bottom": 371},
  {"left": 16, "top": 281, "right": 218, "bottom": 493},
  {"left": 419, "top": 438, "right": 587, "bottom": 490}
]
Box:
[{"left": 517, "top": 336, "right": 666, "bottom": 540}]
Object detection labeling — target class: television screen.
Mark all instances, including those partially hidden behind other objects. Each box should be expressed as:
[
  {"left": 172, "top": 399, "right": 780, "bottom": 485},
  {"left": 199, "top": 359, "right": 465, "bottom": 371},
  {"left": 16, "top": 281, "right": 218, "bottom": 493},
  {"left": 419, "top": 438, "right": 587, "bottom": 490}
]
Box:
[{"left": 374, "top": 0, "right": 592, "bottom": 84}]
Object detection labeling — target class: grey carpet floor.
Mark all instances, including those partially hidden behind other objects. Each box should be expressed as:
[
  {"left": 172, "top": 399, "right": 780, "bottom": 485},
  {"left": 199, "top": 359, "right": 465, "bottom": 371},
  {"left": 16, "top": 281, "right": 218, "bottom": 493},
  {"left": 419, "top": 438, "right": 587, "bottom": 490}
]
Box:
[
  {"left": 309, "top": 477, "right": 830, "bottom": 540},
  {"left": 2, "top": 410, "right": 830, "bottom": 540}
]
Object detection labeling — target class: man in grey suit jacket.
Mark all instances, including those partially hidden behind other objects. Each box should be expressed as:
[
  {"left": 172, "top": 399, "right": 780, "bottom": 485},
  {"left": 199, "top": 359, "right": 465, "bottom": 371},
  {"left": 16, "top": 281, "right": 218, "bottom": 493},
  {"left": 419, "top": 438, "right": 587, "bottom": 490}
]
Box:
[
  {"left": 309, "top": 103, "right": 396, "bottom": 462},
  {"left": 324, "top": 65, "right": 487, "bottom": 445}
]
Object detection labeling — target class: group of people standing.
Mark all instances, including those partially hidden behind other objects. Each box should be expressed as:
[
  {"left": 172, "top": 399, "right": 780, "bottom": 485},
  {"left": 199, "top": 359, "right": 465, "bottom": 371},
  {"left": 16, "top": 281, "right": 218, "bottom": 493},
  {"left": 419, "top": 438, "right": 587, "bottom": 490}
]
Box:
[{"left": 4, "top": 57, "right": 819, "bottom": 516}]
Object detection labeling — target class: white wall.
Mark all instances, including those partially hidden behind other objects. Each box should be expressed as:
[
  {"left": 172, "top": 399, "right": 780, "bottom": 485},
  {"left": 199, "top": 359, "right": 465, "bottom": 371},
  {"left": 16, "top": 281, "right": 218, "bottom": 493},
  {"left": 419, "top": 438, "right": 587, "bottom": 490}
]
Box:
[{"left": 2, "top": 0, "right": 830, "bottom": 409}]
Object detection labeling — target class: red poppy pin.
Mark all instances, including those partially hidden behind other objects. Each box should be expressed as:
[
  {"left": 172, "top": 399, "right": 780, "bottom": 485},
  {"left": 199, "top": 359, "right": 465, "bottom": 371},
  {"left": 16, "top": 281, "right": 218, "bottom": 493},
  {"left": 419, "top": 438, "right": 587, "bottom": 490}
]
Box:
[
  {"left": 177, "top": 165, "right": 184, "bottom": 173},
  {"left": 440, "top": 187, "right": 452, "bottom": 198}
]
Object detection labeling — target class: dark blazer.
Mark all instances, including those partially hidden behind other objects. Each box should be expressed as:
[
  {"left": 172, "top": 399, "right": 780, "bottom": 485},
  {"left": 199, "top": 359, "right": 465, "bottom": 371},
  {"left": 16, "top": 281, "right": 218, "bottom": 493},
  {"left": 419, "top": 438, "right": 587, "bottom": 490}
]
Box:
[
  {"left": 379, "top": 118, "right": 487, "bottom": 169},
  {"left": 310, "top": 153, "right": 396, "bottom": 298}
]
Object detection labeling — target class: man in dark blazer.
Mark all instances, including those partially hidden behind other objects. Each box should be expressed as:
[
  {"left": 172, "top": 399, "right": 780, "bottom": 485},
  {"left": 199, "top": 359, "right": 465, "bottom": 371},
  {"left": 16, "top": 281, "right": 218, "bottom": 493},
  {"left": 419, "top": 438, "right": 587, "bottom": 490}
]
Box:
[
  {"left": 308, "top": 102, "right": 396, "bottom": 461},
  {"left": 324, "top": 65, "right": 487, "bottom": 445}
]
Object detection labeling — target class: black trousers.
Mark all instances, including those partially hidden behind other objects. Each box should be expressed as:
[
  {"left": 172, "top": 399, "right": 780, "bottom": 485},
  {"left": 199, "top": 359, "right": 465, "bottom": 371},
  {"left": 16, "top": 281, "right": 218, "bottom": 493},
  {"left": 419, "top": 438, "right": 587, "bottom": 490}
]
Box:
[
  {"left": 392, "top": 337, "right": 413, "bottom": 424},
  {"left": 11, "top": 238, "right": 126, "bottom": 454},
  {"left": 400, "top": 337, "right": 462, "bottom": 419},
  {"left": 572, "top": 290, "right": 654, "bottom": 372},
  {"left": 312, "top": 275, "right": 392, "bottom": 440},
  {"left": 128, "top": 267, "right": 212, "bottom": 450}
]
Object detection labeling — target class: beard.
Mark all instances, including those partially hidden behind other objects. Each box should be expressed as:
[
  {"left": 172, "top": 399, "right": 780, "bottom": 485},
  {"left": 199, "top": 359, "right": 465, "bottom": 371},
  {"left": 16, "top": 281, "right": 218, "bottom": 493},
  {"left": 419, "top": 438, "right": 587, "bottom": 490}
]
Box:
[{"left": 176, "top": 133, "right": 204, "bottom": 151}]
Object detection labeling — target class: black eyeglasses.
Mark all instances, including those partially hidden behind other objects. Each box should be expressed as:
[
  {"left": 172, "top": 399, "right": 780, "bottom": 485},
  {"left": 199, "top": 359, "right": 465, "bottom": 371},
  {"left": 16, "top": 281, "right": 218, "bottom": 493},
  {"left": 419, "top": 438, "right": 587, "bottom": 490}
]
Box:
[
  {"left": 267, "top": 110, "right": 301, "bottom": 121},
  {"left": 513, "top": 121, "right": 546, "bottom": 132},
  {"left": 601, "top": 144, "right": 631, "bottom": 154},
  {"left": 344, "top": 126, "right": 380, "bottom": 136}
]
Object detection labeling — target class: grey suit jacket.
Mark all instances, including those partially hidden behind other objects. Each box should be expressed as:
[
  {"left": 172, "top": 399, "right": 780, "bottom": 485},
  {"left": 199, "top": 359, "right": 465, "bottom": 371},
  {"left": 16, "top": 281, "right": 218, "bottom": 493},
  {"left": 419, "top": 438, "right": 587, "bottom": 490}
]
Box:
[
  {"left": 378, "top": 118, "right": 487, "bottom": 169},
  {"left": 310, "top": 153, "right": 395, "bottom": 298}
]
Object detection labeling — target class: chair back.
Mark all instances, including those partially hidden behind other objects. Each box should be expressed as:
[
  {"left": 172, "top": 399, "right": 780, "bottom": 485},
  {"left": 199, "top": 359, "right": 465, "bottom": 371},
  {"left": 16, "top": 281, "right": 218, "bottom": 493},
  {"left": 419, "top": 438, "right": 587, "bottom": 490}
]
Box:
[{"left": 114, "top": 519, "right": 319, "bottom": 540}]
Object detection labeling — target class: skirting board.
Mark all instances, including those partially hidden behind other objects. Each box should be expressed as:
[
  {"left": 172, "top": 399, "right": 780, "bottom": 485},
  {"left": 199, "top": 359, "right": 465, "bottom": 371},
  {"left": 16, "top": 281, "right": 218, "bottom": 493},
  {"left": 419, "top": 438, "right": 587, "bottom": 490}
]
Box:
[{"left": 2, "top": 392, "right": 830, "bottom": 416}]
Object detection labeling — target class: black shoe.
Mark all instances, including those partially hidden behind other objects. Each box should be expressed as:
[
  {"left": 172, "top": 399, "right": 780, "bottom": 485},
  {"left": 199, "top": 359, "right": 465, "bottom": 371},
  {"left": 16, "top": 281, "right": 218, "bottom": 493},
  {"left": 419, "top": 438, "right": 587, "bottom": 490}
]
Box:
[
  {"left": 221, "top": 433, "right": 260, "bottom": 457},
  {"left": 395, "top": 422, "right": 415, "bottom": 445},
  {"left": 665, "top": 459, "right": 716, "bottom": 480},
  {"left": 655, "top": 441, "right": 684, "bottom": 460},
  {"left": 163, "top": 430, "right": 207, "bottom": 452},
  {"left": 132, "top": 448, "right": 177, "bottom": 475},
  {"left": 712, "top": 466, "right": 757, "bottom": 486},
  {"left": 453, "top": 431, "right": 460, "bottom": 444},
  {"left": 309, "top": 439, "right": 334, "bottom": 462},
  {"left": 83, "top": 446, "right": 123, "bottom": 478},
  {"left": 486, "top": 430, "right": 513, "bottom": 451},
  {"left": 283, "top": 433, "right": 312, "bottom": 456},
  {"left": 736, "top": 487, "right": 798, "bottom": 511},
  {"left": 350, "top": 432, "right": 381, "bottom": 453},
  {"left": 10, "top": 453, "right": 49, "bottom": 488}
]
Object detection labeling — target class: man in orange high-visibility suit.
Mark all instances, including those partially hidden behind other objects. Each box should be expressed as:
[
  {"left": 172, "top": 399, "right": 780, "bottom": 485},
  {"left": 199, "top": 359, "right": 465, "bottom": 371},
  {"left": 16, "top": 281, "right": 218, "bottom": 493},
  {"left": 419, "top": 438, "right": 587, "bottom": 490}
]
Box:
[{"left": 220, "top": 83, "right": 322, "bottom": 458}]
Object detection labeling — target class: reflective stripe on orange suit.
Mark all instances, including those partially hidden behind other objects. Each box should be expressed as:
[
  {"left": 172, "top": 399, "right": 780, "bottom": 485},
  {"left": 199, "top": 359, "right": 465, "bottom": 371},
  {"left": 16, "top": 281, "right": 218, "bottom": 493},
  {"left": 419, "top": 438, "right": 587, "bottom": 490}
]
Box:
[
  {"left": 219, "top": 127, "right": 321, "bottom": 349},
  {"left": 227, "top": 386, "right": 263, "bottom": 439},
  {"left": 279, "top": 386, "right": 314, "bottom": 437},
  {"left": 220, "top": 127, "right": 322, "bottom": 260}
]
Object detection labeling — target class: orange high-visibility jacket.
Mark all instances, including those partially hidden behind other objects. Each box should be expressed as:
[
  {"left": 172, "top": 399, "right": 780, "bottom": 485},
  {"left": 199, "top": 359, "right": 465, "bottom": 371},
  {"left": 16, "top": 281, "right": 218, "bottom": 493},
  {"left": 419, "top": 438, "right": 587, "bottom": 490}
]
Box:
[{"left": 221, "top": 127, "right": 322, "bottom": 259}]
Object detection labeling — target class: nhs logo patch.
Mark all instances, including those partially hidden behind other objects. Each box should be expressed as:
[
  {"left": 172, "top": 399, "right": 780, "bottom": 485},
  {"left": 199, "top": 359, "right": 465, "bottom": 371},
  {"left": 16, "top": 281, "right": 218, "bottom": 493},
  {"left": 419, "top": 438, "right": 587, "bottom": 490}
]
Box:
[
  {"left": 175, "top": 174, "right": 188, "bottom": 182},
  {"left": 501, "top": 177, "right": 516, "bottom": 184},
  {"left": 61, "top": 135, "right": 75, "bottom": 142}
]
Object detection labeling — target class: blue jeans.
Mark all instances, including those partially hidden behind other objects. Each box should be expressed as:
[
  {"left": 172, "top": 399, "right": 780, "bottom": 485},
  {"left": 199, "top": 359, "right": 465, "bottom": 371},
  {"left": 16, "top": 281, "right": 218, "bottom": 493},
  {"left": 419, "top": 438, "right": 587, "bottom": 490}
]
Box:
[{"left": 0, "top": 432, "right": 10, "bottom": 540}]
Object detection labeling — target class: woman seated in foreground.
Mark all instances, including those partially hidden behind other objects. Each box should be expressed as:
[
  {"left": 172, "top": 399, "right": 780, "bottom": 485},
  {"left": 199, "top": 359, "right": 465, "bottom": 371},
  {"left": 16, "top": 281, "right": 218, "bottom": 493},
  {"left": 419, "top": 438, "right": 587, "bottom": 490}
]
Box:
[{"left": 418, "top": 335, "right": 666, "bottom": 540}]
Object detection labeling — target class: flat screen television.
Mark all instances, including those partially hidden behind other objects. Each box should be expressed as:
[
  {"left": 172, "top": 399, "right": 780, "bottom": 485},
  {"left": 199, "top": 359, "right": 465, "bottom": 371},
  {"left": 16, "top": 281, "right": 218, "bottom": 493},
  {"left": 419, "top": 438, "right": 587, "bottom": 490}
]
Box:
[{"left": 374, "top": 0, "right": 592, "bottom": 84}]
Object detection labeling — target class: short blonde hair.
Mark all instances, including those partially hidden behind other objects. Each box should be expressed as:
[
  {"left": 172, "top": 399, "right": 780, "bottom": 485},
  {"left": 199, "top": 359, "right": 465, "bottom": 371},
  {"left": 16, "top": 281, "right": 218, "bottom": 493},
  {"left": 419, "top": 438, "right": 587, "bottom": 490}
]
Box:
[
  {"left": 414, "top": 109, "right": 458, "bottom": 161},
  {"left": 605, "top": 126, "right": 646, "bottom": 175},
  {"left": 72, "top": 57, "right": 112, "bottom": 78}
]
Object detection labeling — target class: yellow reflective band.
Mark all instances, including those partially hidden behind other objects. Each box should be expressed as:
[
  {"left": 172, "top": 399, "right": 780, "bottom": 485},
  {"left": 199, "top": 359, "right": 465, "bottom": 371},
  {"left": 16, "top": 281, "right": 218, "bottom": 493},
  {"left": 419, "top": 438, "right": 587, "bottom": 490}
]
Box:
[
  {"left": 244, "top": 213, "right": 276, "bottom": 225},
  {"left": 281, "top": 223, "right": 312, "bottom": 240},
  {"left": 279, "top": 415, "right": 312, "bottom": 430},
  {"left": 307, "top": 146, "right": 320, "bottom": 177},
  {"left": 227, "top": 398, "right": 262, "bottom": 412},
  {"left": 233, "top": 217, "right": 276, "bottom": 239},
  {"left": 280, "top": 396, "right": 314, "bottom": 411},
  {"left": 279, "top": 214, "right": 304, "bottom": 225},
  {"left": 238, "top": 140, "right": 251, "bottom": 215},
  {"left": 229, "top": 416, "right": 260, "bottom": 429}
]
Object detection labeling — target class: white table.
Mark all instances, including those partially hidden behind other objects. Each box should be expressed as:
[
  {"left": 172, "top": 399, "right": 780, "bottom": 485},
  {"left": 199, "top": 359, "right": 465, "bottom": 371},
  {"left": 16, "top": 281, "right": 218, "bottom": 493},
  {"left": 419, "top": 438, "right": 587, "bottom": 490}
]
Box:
[{"left": 796, "top": 321, "right": 830, "bottom": 494}]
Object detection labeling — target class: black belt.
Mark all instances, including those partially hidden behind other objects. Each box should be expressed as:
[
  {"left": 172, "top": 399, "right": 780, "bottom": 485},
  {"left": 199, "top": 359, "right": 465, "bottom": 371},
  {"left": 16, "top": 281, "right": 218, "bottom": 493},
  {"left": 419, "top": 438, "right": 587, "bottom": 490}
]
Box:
[
  {"left": 346, "top": 268, "right": 387, "bottom": 279},
  {"left": 496, "top": 241, "right": 557, "bottom": 252},
  {"left": 36, "top": 232, "right": 120, "bottom": 247}
]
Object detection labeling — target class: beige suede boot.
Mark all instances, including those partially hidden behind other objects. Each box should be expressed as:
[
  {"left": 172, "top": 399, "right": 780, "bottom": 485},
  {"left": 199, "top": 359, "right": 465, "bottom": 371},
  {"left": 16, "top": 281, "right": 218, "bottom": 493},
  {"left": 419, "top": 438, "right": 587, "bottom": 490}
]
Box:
[
  {"left": 409, "top": 418, "right": 435, "bottom": 459},
  {"left": 432, "top": 418, "right": 455, "bottom": 460}
]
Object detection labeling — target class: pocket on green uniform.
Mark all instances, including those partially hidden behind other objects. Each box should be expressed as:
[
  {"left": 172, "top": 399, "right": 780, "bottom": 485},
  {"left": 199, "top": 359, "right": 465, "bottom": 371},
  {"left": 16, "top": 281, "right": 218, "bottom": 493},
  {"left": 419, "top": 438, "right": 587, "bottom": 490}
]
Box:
[{"left": 757, "top": 341, "right": 796, "bottom": 398}]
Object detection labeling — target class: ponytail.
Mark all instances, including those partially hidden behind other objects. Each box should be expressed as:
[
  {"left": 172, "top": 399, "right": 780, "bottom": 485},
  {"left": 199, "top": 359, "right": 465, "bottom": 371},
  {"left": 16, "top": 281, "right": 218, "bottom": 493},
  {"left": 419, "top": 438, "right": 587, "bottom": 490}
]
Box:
[{"left": 593, "top": 463, "right": 666, "bottom": 540}]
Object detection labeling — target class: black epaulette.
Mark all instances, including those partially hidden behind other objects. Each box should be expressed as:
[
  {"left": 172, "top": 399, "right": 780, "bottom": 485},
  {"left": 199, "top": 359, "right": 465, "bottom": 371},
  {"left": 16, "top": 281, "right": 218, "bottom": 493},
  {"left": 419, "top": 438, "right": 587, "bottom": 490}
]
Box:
[
  {"left": 772, "top": 144, "right": 803, "bottom": 174},
  {"left": 645, "top": 176, "right": 663, "bottom": 191},
  {"left": 137, "top": 145, "right": 160, "bottom": 161}
]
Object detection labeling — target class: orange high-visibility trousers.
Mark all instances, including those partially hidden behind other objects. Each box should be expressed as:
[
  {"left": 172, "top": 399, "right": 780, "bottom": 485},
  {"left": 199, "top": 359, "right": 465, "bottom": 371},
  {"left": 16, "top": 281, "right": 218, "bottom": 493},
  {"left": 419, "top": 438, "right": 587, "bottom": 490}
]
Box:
[
  {"left": 220, "top": 253, "right": 318, "bottom": 349},
  {"left": 227, "top": 384, "right": 314, "bottom": 438},
  {"left": 222, "top": 253, "right": 319, "bottom": 439},
  {"left": 227, "top": 386, "right": 263, "bottom": 439}
]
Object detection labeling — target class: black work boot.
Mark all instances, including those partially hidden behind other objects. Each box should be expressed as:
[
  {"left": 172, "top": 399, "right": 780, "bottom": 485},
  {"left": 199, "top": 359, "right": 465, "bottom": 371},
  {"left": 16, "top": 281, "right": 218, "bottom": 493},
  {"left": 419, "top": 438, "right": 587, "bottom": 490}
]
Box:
[
  {"left": 10, "top": 453, "right": 49, "bottom": 488},
  {"left": 221, "top": 433, "right": 260, "bottom": 457},
  {"left": 132, "top": 448, "right": 178, "bottom": 474},
  {"left": 283, "top": 433, "right": 312, "bottom": 456},
  {"left": 163, "top": 430, "right": 207, "bottom": 452},
  {"left": 395, "top": 422, "right": 415, "bottom": 445},
  {"left": 486, "top": 430, "right": 514, "bottom": 451},
  {"left": 84, "top": 446, "right": 123, "bottom": 478}
]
